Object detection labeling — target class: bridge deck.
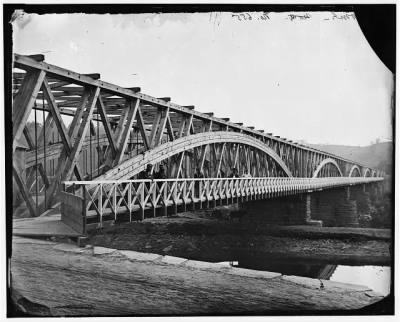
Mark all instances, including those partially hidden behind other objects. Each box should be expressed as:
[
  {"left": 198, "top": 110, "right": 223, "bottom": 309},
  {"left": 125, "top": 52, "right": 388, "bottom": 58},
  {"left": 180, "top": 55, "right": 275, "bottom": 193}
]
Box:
[
  {"left": 13, "top": 214, "right": 81, "bottom": 238},
  {"left": 58, "top": 176, "right": 383, "bottom": 234}
]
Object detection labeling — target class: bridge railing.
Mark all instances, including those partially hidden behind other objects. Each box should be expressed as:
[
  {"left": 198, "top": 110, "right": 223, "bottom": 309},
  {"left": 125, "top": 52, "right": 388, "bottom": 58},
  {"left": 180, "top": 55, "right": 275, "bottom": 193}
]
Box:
[{"left": 61, "top": 176, "right": 383, "bottom": 231}]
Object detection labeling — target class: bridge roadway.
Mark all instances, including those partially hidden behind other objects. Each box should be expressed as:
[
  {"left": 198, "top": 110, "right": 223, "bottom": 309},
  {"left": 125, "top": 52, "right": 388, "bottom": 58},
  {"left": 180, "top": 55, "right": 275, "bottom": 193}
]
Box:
[{"left": 12, "top": 54, "right": 384, "bottom": 219}]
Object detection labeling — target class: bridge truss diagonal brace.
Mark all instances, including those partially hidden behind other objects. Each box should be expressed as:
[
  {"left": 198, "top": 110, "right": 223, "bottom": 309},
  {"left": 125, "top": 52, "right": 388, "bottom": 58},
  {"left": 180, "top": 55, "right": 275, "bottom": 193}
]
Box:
[
  {"left": 149, "top": 108, "right": 164, "bottom": 148},
  {"left": 97, "top": 96, "right": 117, "bottom": 157},
  {"left": 63, "top": 87, "right": 100, "bottom": 180},
  {"left": 165, "top": 115, "right": 175, "bottom": 141},
  {"left": 23, "top": 127, "right": 50, "bottom": 188},
  {"left": 13, "top": 163, "right": 37, "bottom": 217},
  {"left": 135, "top": 106, "right": 150, "bottom": 150},
  {"left": 42, "top": 78, "right": 73, "bottom": 155},
  {"left": 113, "top": 98, "right": 140, "bottom": 166},
  {"left": 153, "top": 107, "right": 170, "bottom": 148},
  {"left": 103, "top": 102, "right": 130, "bottom": 168},
  {"left": 45, "top": 87, "right": 100, "bottom": 208},
  {"left": 12, "top": 69, "right": 46, "bottom": 152}
]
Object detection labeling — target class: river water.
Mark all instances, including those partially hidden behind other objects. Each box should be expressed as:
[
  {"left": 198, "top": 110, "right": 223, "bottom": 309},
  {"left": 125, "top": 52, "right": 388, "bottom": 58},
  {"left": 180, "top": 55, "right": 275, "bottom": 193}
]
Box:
[
  {"left": 219, "top": 256, "right": 391, "bottom": 296},
  {"left": 330, "top": 265, "right": 390, "bottom": 296}
]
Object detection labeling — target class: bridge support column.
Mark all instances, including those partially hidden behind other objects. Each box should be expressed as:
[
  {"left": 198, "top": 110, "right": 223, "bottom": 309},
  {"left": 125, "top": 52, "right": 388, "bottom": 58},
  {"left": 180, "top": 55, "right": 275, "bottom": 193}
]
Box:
[
  {"left": 377, "top": 182, "right": 385, "bottom": 199},
  {"left": 335, "top": 198, "right": 359, "bottom": 227},
  {"left": 366, "top": 183, "right": 379, "bottom": 203},
  {"left": 350, "top": 184, "right": 372, "bottom": 216},
  {"left": 309, "top": 191, "right": 335, "bottom": 226},
  {"left": 304, "top": 193, "right": 323, "bottom": 226},
  {"left": 310, "top": 188, "right": 358, "bottom": 227},
  {"left": 239, "top": 194, "right": 311, "bottom": 226}
]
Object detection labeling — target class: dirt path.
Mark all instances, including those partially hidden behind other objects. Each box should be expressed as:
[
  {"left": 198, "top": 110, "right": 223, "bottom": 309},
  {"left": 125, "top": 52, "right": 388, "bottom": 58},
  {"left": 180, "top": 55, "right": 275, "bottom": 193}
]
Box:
[{"left": 11, "top": 237, "right": 384, "bottom": 316}]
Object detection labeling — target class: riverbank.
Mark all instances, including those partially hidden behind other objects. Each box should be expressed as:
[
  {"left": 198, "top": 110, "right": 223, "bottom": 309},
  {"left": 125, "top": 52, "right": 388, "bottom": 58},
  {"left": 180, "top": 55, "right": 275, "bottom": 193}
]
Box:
[
  {"left": 11, "top": 236, "right": 385, "bottom": 316},
  {"left": 86, "top": 211, "right": 391, "bottom": 266}
]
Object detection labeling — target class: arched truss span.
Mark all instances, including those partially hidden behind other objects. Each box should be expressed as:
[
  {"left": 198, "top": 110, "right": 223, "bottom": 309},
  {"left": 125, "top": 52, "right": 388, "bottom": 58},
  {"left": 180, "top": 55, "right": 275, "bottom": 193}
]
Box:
[
  {"left": 312, "top": 158, "right": 343, "bottom": 178},
  {"left": 99, "top": 131, "right": 294, "bottom": 180},
  {"left": 363, "top": 168, "right": 371, "bottom": 177},
  {"left": 348, "top": 165, "right": 362, "bottom": 177}
]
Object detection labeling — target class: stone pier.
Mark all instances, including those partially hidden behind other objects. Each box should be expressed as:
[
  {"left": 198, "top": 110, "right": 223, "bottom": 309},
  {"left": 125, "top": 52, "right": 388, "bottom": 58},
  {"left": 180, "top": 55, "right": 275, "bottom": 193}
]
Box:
[
  {"left": 310, "top": 188, "right": 359, "bottom": 227},
  {"left": 240, "top": 185, "right": 373, "bottom": 228},
  {"left": 240, "top": 194, "right": 309, "bottom": 225}
]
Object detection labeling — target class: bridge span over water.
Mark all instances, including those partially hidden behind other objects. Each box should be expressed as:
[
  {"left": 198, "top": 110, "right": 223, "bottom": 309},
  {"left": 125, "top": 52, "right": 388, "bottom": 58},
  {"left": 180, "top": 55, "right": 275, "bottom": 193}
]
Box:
[{"left": 11, "top": 54, "right": 384, "bottom": 234}]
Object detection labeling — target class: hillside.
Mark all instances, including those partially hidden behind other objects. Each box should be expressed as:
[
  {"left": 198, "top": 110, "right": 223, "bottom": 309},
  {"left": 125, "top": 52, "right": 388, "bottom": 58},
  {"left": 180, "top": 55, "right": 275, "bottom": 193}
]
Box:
[{"left": 308, "top": 142, "right": 393, "bottom": 175}]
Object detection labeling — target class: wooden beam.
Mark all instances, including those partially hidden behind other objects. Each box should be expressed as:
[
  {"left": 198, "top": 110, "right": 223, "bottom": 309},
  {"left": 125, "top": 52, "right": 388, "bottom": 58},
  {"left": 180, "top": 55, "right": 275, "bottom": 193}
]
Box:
[
  {"left": 135, "top": 106, "right": 150, "bottom": 150},
  {"left": 42, "top": 78, "right": 72, "bottom": 155},
  {"left": 45, "top": 87, "right": 99, "bottom": 208},
  {"left": 184, "top": 114, "right": 193, "bottom": 136},
  {"left": 23, "top": 127, "right": 35, "bottom": 149},
  {"left": 216, "top": 143, "right": 226, "bottom": 177},
  {"left": 149, "top": 108, "right": 163, "bottom": 148},
  {"left": 199, "top": 145, "right": 208, "bottom": 171},
  {"left": 27, "top": 54, "right": 45, "bottom": 62},
  {"left": 49, "top": 81, "right": 71, "bottom": 89},
  {"left": 112, "top": 103, "right": 130, "bottom": 147},
  {"left": 96, "top": 96, "right": 117, "bottom": 156},
  {"left": 175, "top": 152, "right": 185, "bottom": 178},
  {"left": 165, "top": 116, "right": 175, "bottom": 142},
  {"left": 114, "top": 98, "right": 140, "bottom": 165},
  {"left": 12, "top": 70, "right": 46, "bottom": 151},
  {"left": 13, "top": 163, "right": 36, "bottom": 217},
  {"left": 22, "top": 127, "right": 50, "bottom": 187},
  {"left": 84, "top": 73, "right": 101, "bottom": 80},
  {"left": 153, "top": 107, "right": 170, "bottom": 147},
  {"left": 63, "top": 87, "right": 100, "bottom": 179},
  {"left": 124, "top": 87, "right": 141, "bottom": 93}
]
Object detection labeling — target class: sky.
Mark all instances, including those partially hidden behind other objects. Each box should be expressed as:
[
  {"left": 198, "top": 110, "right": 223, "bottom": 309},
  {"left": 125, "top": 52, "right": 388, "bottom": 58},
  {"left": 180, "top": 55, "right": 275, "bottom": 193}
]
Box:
[{"left": 11, "top": 10, "right": 394, "bottom": 146}]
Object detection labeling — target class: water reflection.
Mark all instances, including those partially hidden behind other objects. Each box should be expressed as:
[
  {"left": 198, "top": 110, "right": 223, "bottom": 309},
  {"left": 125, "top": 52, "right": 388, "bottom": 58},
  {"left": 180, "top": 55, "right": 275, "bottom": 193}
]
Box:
[
  {"left": 330, "top": 265, "right": 390, "bottom": 296},
  {"left": 229, "top": 255, "right": 390, "bottom": 296},
  {"left": 238, "top": 256, "right": 338, "bottom": 279}
]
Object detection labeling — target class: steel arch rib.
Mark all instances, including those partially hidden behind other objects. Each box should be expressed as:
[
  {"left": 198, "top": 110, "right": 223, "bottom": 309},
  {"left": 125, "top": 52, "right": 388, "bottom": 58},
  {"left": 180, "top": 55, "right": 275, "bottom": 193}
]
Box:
[
  {"left": 348, "top": 165, "right": 362, "bottom": 177},
  {"left": 98, "top": 131, "right": 293, "bottom": 180},
  {"left": 363, "top": 168, "right": 371, "bottom": 177},
  {"left": 312, "top": 158, "right": 343, "bottom": 178}
]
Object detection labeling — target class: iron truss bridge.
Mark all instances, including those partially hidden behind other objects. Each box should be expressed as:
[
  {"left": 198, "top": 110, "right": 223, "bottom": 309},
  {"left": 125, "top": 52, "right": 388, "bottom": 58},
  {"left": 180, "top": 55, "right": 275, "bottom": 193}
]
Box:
[
  {"left": 62, "top": 177, "right": 382, "bottom": 233},
  {"left": 11, "top": 54, "right": 384, "bottom": 218}
]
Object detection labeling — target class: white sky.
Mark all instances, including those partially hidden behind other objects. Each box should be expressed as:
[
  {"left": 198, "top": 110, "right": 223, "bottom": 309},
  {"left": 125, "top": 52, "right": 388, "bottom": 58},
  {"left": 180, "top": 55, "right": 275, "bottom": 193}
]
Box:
[{"left": 12, "top": 11, "right": 394, "bottom": 146}]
